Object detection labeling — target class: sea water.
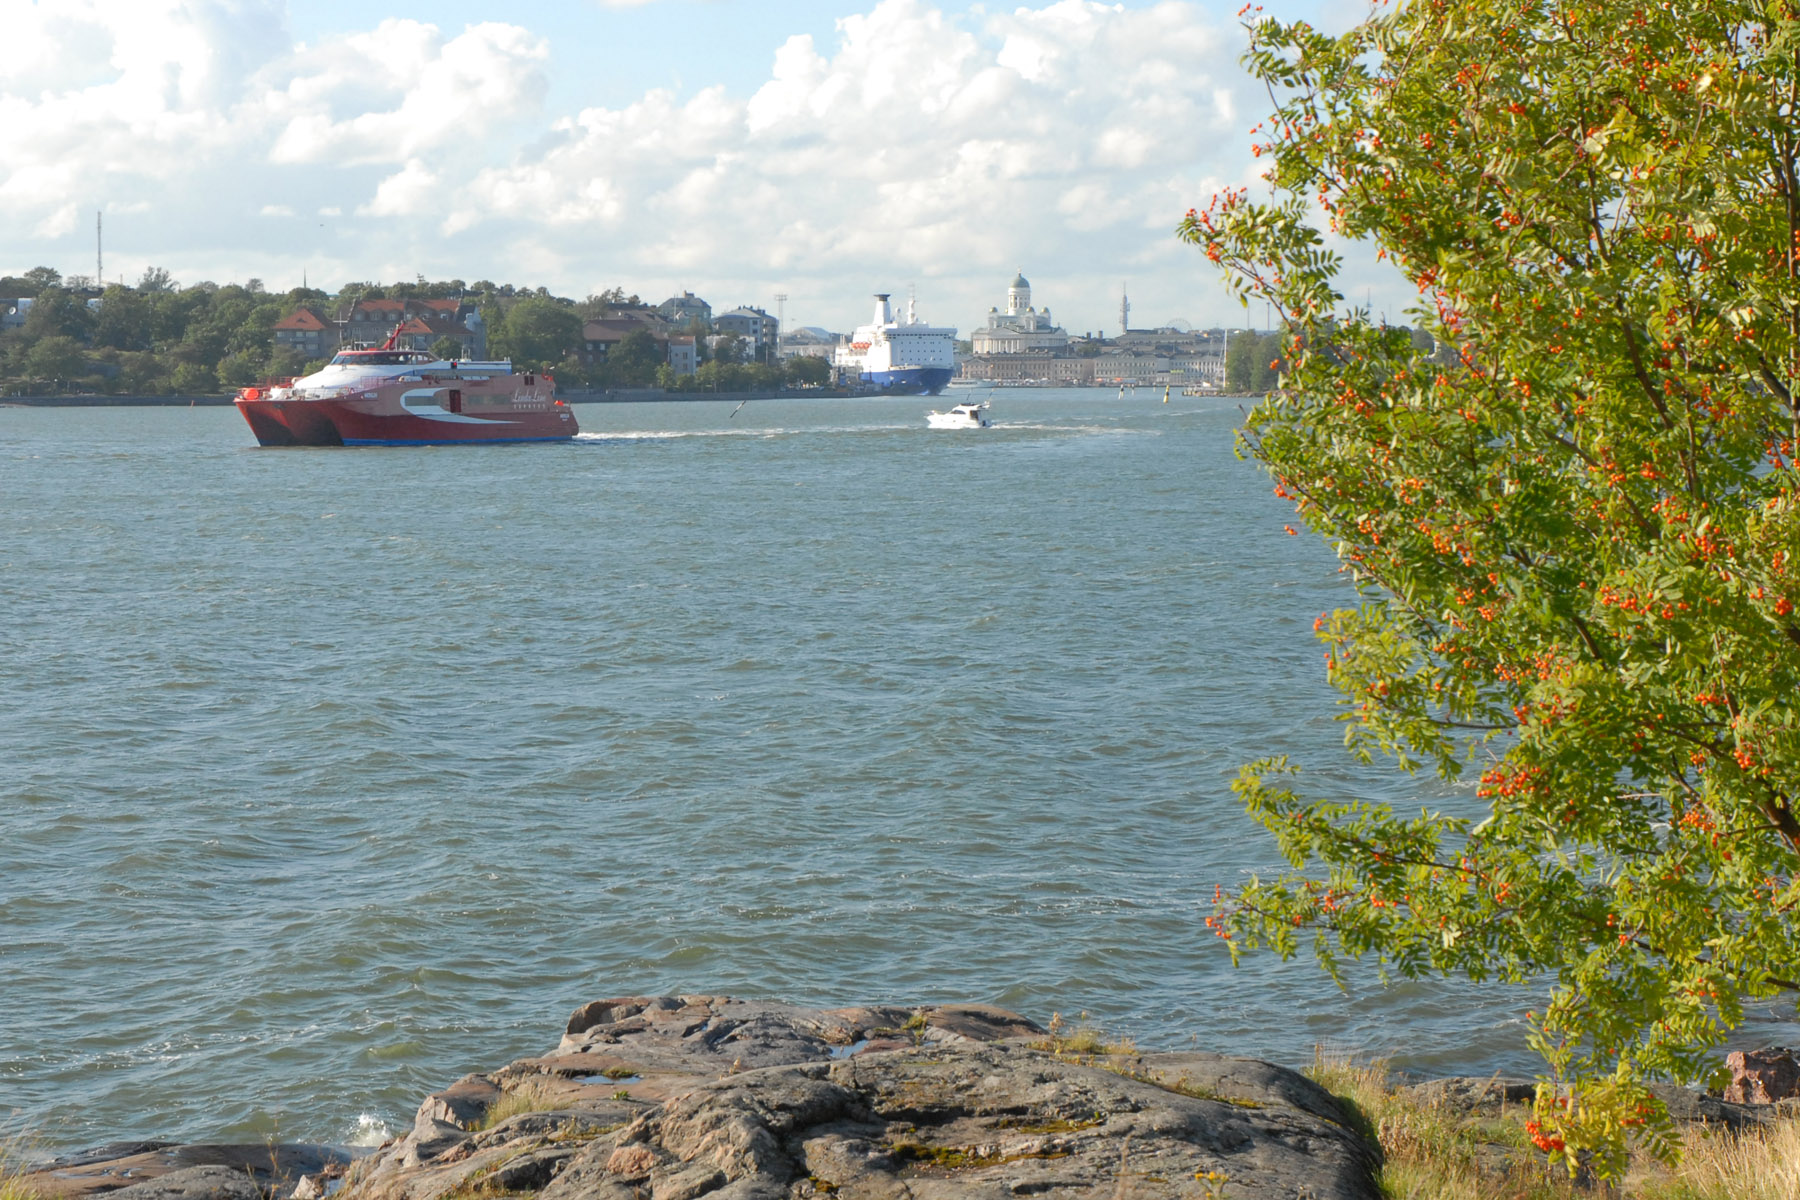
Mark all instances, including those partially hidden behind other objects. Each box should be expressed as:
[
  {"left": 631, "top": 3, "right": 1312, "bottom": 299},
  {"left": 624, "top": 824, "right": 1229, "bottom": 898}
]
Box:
[{"left": 0, "top": 392, "right": 1751, "bottom": 1152}]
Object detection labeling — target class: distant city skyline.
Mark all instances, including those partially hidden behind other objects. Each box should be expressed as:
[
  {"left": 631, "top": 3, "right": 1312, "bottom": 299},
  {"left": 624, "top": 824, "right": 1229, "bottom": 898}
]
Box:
[{"left": 1, "top": 0, "right": 1404, "bottom": 337}]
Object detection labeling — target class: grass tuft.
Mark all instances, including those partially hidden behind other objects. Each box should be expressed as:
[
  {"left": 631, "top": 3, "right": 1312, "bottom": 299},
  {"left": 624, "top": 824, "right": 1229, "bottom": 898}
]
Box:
[
  {"left": 0, "top": 1127, "right": 43, "bottom": 1200},
  {"left": 1305, "top": 1053, "right": 1586, "bottom": 1200},
  {"left": 477, "top": 1082, "right": 567, "bottom": 1131},
  {"left": 1035, "top": 1013, "right": 1138, "bottom": 1059},
  {"left": 1304, "top": 1052, "right": 1800, "bottom": 1200},
  {"left": 1633, "top": 1117, "right": 1800, "bottom": 1200}
]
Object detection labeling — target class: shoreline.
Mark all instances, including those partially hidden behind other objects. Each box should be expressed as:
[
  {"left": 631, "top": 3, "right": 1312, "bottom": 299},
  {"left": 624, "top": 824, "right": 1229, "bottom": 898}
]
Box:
[
  {"left": 1, "top": 388, "right": 1248, "bottom": 408},
  {"left": 21, "top": 995, "right": 1790, "bottom": 1200},
  {"left": 20, "top": 996, "right": 1383, "bottom": 1200}
]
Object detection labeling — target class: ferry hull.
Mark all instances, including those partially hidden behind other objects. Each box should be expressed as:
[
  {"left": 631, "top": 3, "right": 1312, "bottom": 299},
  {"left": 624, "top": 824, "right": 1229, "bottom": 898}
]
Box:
[
  {"left": 861, "top": 367, "right": 953, "bottom": 396},
  {"left": 236, "top": 395, "right": 578, "bottom": 447}
]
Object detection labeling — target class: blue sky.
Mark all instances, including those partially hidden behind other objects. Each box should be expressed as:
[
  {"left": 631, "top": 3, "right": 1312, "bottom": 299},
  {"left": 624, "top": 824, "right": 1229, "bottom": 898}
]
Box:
[{"left": 2, "top": 0, "right": 1400, "bottom": 336}]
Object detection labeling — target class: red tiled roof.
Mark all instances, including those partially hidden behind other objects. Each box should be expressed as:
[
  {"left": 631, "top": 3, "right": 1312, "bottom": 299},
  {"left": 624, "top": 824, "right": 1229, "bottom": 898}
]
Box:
[
  {"left": 275, "top": 307, "right": 328, "bottom": 331},
  {"left": 582, "top": 319, "right": 654, "bottom": 342}
]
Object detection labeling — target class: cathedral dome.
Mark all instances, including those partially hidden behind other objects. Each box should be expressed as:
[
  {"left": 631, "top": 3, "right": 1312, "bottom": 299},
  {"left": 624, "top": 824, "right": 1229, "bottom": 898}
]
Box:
[{"left": 1011, "top": 271, "right": 1030, "bottom": 288}]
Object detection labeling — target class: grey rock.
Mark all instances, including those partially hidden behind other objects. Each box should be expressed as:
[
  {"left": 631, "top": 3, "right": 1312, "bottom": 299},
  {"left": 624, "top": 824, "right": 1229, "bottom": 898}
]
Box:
[
  {"left": 105, "top": 1166, "right": 264, "bottom": 1200},
  {"left": 413, "top": 1074, "right": 503, "bottom": 1134},
  {"left": 487, "top": 1147, "right": 577, "bottom": 1192},
  {"left": 530, "top": 1045, "right": 1375, "bottom": 1200},
  {"left": 1647, "top": 1082, "right": 1767, "bottom": 1131},
  {"left": 40, "top": 1145, "right": 180, "bottom": 1171},
  {"left": 336, "top": 996, "right": 1379, "bottom": 1200},
  {"left": 1724, "top": 1046, "right": 1800, "bottom": 1104},
  {"left": 28, "top": 1144, "right": 359, "bottom": 1200},
  {"left": 1397, "top": 1075, "right": 1537, "bottom": 1113},
  {"left": 649, "top": 1163, "right": 727, "bottom": 1200}
]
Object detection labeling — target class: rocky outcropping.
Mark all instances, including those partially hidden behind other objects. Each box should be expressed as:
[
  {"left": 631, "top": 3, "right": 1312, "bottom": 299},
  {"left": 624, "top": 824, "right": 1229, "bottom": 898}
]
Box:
[
  {"left": 37, "top": 999, "right": 1800, "bottom": 1200},
  {"left": 1723, "top": 1047, "right": 1800, "bottom": 1105},
  {"left": 345, "top": 995, "right": 1381, "bottom": 1200},
  {"left": 28, "top": 1144, "right": 358, "bottom": 1200},
  {"left": 25, "top": 997, "right": 1382, "bottom": 1200}
]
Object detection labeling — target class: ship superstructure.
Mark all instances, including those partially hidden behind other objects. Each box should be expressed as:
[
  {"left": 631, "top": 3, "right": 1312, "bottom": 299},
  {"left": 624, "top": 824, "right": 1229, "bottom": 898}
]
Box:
[{"left": 834, "top": 294, "right": 957, "bottom": 395}]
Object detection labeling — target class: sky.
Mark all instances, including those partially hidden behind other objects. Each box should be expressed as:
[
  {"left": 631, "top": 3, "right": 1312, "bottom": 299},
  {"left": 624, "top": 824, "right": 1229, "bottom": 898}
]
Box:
[{"left": 0, "top": 0, "right": 1398, "bottom": 337}]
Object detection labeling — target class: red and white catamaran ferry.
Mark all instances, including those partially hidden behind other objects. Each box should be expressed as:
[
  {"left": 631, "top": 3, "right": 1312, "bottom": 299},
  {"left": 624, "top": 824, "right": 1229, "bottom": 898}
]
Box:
[{"left": 235, "top": 329, "right": 578, "bottom": 446}]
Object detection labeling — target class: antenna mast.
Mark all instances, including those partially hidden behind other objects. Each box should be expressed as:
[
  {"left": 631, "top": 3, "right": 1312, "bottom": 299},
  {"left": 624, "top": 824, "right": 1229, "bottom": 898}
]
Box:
[{"left": 96, "top": 211, "right": 103, "bottom": 286}]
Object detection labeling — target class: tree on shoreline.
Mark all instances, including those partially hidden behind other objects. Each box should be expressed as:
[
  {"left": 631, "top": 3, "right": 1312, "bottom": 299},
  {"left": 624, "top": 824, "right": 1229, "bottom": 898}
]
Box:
[{"left": 1187, "top": 0, "right": 1800, "bottom": 1176}]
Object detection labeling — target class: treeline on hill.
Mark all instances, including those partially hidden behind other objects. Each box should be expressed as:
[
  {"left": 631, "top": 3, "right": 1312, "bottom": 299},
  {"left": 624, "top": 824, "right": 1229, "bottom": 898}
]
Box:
[{"left": 0, "top": 268, "right": 830, "bottom": 396}]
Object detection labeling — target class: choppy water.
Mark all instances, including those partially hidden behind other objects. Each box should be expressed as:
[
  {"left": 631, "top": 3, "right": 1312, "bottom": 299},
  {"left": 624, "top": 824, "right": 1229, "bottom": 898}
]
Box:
[{"left": 0, "top": 392, "right": 1618, "bottom": 1151}]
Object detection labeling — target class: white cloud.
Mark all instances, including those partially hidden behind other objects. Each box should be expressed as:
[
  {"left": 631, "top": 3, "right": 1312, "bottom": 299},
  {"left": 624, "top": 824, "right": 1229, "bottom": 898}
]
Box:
[
  {"left": 263, "top": 20, "right": 548, "bottom": 166},
  {"left": 402, "top": 0, "right": 1256, "bottom": 329},
  {"left": 360, "top": 159, "right": 440, "bottom": 217},
  {"left": 0, "top": 0, "right": 287, "bottom": 212},
  {"left": 0, "top": 0, "right": 1343, "bottom": 331}
]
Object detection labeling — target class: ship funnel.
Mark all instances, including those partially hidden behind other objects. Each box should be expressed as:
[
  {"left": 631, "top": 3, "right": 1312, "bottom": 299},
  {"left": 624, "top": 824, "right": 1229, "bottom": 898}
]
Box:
[{"left": 873, "top": 294, "right": 893, "bottom": 326}]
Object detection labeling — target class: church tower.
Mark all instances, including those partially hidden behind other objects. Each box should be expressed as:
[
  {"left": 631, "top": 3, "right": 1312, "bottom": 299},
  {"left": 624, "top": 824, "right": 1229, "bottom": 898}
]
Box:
[{"left": 1007, "top": 270, "right": 1031, "bottom": 315}]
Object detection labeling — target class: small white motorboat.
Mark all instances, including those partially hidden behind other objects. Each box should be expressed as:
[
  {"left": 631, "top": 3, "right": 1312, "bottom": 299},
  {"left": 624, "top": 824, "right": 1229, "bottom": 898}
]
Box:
[{"left": 926, "top": 401, "right": 992, "bottom": 429}]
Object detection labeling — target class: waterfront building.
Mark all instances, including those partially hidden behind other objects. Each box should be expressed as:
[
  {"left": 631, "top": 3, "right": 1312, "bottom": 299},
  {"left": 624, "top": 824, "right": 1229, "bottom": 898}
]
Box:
[
  {"left": 392, "top": 316, "right": 481, "bottom": 358},
  {"left": 971, "top": 272, "right": 1068, "bottom": 355},
  {"left": 580, "top": 318, "right": 696, "bottom": 375},
  {"left": 462, "top": 308, "right": 488, "bottom": 359},
  {"left": 714, "top": 306, "right": 779, "bottom": 359},
  {"left": 272, "top": 306, "right": 335, "bottom": 358},
  {"left": 778, "top": 326, "right": 840, "bottom": 361},
  {"left": 656, "top": 291, "right": 712, "bottom": 329},
  {"left": 333, "top": 298, "right": 479, "bottom": 350},
  {"left": 667, "top": 335, "right": 698, "bottom": 376},
  {"left": 271, "top": 297, "right": 487, "bottom": 358},
  {"left": 580, "top": 318, "right": 652, "bottom": 366},
  {"left": 1170, "top": 352, "right": 1226, "bottom": 388},
  {"left": 957, "top": 330, "right": 1226, "bottom": 388}
]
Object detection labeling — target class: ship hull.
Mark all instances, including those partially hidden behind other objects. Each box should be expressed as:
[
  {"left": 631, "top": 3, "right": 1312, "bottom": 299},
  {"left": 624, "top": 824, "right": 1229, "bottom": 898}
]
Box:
[
  {"left": 860, "top": 367, "right": 953, "bottom": 396},
  {"left": 236, "top": 381, "right": 578, "bottom": 447}
]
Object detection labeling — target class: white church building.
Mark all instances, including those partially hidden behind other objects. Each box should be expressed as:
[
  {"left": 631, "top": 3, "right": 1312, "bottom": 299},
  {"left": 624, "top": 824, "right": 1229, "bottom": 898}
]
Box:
[{"left": 971, "top": 271, "right": 1068, "bottom": 355}]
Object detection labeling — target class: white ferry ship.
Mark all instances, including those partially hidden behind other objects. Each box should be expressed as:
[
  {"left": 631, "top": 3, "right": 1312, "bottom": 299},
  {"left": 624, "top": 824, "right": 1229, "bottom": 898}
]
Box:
[{"left": 834, "top": 294, "right": 956, "bottom": 395}]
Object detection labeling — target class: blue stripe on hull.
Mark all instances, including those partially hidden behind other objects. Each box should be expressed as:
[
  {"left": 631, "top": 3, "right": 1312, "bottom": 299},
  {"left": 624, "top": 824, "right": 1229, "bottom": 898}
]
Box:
[
  {"left": 861, "top": 367, "right": 952, "bottom": 396},
  {"left": 342, "top": 436, "right": 576, "bottom": 446}
]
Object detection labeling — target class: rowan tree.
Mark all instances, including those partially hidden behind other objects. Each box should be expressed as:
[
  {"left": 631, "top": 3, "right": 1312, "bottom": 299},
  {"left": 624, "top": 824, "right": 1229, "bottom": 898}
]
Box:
[{"left": 1185, "top": 0, "right": 1800, "bottom": 1175}]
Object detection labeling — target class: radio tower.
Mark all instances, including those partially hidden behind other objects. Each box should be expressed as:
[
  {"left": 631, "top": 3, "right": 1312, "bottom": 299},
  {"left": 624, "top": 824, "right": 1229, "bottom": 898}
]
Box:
[
  {"left": 1119, "top": 283, "right": 1130, "bottom": 337},
  {"left": 96, "top": 211, "right": 103, "bottom": 286}
]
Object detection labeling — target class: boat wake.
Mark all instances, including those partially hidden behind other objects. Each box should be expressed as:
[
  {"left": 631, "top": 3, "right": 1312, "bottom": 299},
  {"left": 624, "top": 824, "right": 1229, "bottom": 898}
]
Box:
[{"left": 573, "top": 424, "right": 916, "bottom": 442}]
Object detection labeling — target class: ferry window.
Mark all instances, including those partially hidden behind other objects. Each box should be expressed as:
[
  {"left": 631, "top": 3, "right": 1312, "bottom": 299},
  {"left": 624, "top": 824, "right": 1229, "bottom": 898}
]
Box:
[{"left": 332, "top": 351, "right": 413, "bottom": 365}]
